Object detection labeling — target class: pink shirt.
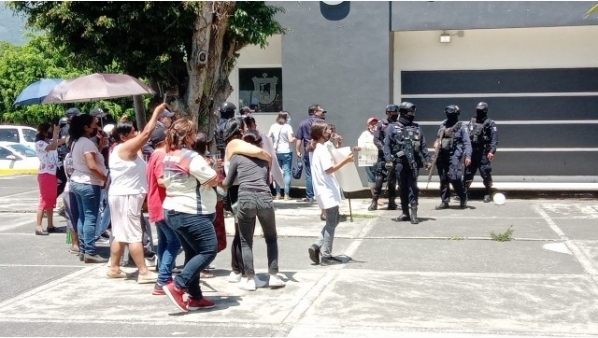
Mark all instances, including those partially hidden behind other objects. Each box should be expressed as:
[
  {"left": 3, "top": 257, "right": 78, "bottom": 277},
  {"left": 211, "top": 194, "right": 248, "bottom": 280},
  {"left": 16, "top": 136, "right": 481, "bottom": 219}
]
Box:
[{"left": 146, "top": 150, "right": 166, "bottom": 222}]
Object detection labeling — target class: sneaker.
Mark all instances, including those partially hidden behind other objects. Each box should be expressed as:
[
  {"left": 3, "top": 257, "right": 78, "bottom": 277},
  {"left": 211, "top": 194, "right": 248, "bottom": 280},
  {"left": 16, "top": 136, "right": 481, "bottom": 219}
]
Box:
[
  {"left": 284, "top": 196, "right": 291, "bottom": 201},
  {"left": 269, "top": 274, "right": 286, "bottom": 288},
  {"left": 240, "top": 278, "right": 257, "bottom": 291},
  {"left": 308, "top": 244, "right": 320, "bottom": 265},
  {"left": 274, "top": 194, "right": 282, "bottom": 200},
  {"left": 320, "top": 256, "right": 344, "bottom": 266},
  {"left": 187, "top": 296, "right": 215, "bottom": 311},
  {"left": 227, "top": 271, "right": 242, "bottom": 283},
  {"left": 95, "top": 237, "right": 109, "bottom": 244},
  {"left": 137, "top": 271, "right": 158, "bottom": 284},
  {"left": 152, "top": 283, "right": 165, "bottom": 295},
  {"left": 84, "top": 254, "right": 108, "bottom": 264},
  {"left": 145, "top": 256, "right": 157, "bottom": 268},
  {"left": 163, "top": 281, "right": 188, "bottom": 312}
]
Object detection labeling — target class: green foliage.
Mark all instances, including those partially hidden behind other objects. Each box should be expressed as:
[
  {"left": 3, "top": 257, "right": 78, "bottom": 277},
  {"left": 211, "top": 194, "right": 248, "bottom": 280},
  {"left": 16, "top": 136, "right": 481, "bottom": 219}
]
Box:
[
  {"left": 9, "top": 1, "right": 286, "bottom": 93},
  {"left": 584, "top": 3, "right": 598, "bottom": 18},
  {"left": 0, "top": 34, "right": 138, "bottom": 126},
  {"left": 490, "top": 225, "right": 514, "bottom": 242}
]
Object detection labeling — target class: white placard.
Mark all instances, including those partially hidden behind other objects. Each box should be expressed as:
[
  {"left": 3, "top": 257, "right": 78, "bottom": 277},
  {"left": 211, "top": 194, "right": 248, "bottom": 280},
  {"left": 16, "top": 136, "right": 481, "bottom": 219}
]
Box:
[
  {"left": 357, "top": 143, "right": 378, "bottom": 167},
  {"left": 329, "top": 147, "right": 364, "bottom": 193}
]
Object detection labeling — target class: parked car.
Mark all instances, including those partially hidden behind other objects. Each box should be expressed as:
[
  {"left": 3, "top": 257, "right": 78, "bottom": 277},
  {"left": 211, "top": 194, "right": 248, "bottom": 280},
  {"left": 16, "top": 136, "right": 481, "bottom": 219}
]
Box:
[
  {"left": 0, "top": 142, "right": 40, "bottom": 172},
  {"left": 0, "top": 125, "right": 37, "bottom": 150}
]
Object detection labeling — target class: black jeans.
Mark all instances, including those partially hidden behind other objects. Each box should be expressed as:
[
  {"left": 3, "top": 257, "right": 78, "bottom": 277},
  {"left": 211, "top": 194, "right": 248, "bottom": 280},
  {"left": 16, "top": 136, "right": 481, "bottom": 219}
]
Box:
[{"left": 237, "top": 192, "right": 279, "bottom": 276}]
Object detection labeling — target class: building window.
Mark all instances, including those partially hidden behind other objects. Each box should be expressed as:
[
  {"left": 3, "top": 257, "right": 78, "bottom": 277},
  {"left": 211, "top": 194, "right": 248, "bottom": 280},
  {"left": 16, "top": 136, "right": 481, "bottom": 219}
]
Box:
[{"left": 238, "top": 68, "right": 282, "bottom": 113}]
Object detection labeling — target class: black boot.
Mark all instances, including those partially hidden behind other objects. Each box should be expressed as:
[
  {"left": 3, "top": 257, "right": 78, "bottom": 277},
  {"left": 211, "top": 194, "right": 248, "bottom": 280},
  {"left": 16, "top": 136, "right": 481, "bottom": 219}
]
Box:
[
  {"left": 409, "top": 207, "right": 418, "bottom": 224},
  {"left": 392, "top": 212, "right": 410, "bottom": 222},
  {"left": 483, "top": 195, "right": 491, "bottom": 203},
  {"left": 459, "top": 195, "right": 468, "bottom": 209},
  {"left": 435, "top": 202, "right": 449, "bottom": 210},
  {"left": 387, "top": 199, "right": 397, "bottom": 210},
  {"left": 368, "top": 198, "right": 378, "bottom": 211}
]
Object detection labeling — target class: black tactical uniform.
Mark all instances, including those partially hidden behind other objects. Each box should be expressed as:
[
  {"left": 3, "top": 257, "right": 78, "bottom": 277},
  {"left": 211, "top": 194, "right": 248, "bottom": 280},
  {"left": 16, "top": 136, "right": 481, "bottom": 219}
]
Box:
[
  {"left": 369, "top": 105, "right": 399, "bottom": 211},
  {"left": 383, "top": 102, "right": 431, "bottom": 224},
  {"left": 216, "top": 102, "right": 236, "bottom": 158},
  {"left": 435, "top": 105, "right": 472, "bottom": 210},
  {"left": 464, "top": 102, "right": 498, "bottom": 203}
]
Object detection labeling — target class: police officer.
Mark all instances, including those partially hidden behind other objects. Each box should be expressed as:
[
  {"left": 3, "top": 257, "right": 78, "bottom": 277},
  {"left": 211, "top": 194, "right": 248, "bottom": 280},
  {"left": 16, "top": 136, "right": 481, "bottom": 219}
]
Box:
[
  {"left": 216, "top": 102, "right": 236, "bottom": 157},
  {"left": 368, "top": 104, "right": 398, "bottom": 211},
  {"left": 434, "top": 105, "right": 472, "bottom": 210},
  {"left": 464, "top": 102, "right": 498, "bottom": 203},
  {"left": 383, "top": 102, "right": 431, "bottom": 224}
]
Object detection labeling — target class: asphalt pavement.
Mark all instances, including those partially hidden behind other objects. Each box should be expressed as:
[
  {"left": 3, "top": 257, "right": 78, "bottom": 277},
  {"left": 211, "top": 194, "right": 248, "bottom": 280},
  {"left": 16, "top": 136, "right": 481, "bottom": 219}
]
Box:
[{"left": 0, "top": 174, "right": 597, "bottom": 337}]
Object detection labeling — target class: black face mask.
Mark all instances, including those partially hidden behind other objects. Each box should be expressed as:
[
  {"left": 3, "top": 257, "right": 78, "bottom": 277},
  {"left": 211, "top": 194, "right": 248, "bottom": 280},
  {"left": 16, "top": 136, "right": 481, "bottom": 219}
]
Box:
[
  {"left": 399, "top": 114, "right": 414, "bottom": 125},
  {"left": 476, "top": 110, "right": 487, "bottom": 122},
  {"left": 446, "top": 115, "right": 459, "bottom": 124}
]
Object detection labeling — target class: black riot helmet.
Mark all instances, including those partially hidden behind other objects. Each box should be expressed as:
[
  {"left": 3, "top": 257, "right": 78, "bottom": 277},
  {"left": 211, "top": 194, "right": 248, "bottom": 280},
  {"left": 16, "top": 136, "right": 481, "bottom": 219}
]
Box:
[
  {"left": 475, "top": 102, "right": 489, "bottom": 121},
  {"left": 398, "top": 102, "right": 416, "bottom": 115},
  {"left": 219, "top": 102, "right": 236, "bottom": 119},
  {"left": 385, "top": 104, "right": 399, "bottom": 115},
  {"left": 444, "top": 105, "right": 460, "bottom": 116},
  {"left": 58, "top": 117, "right": 69, "bottom": 128}
]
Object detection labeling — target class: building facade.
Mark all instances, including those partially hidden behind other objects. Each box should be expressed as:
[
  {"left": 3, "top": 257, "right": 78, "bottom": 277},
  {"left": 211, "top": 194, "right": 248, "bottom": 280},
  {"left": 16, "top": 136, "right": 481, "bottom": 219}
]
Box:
[{"left": 227, "top": 1, "right": 598, "bottom": 190}]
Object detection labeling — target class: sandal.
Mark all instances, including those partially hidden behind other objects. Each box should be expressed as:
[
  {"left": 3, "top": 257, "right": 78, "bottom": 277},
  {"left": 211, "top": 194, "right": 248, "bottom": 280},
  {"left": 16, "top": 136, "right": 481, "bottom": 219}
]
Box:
[
  {"left": 35, "top": 229, "right": 49, "bottom": 236},
  {"left": 68, "top": 248, "right": 80, "bottom": 255},
  {"left": 106, "top": 270, "right": 128, "bottom": 279}
]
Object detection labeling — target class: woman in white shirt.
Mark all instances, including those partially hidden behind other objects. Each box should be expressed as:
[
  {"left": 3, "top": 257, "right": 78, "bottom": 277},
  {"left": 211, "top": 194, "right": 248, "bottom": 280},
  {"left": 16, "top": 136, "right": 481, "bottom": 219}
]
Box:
[
  {"left": 353, "top": 117, "right": 379, "bottom": 197},
  {"left": 106, "top": 103, "right": 165, "bottom": 283},
  {"left": 69, "top": 114, "right": 109, "bottom": 263},
  {"left": 267, "top": 111, "right": 295, "bottom": 200},
  {"left": 34, "top": 122, "right": 66, "bottom": 235}
]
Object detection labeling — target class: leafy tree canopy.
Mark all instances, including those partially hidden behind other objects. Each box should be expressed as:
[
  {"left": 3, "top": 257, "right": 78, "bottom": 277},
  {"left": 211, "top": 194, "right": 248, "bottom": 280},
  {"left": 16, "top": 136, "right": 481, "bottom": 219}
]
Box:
[
  {"left": 0, "top": 34, "right": 139, "bottom": 126},
  {"left": 9, "top": 1, "right": 285, "bottom": 122}
]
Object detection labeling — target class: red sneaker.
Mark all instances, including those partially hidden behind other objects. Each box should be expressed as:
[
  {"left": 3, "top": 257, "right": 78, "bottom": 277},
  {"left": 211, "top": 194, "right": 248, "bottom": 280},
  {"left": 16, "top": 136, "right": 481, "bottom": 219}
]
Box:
[
  {"left": 152, "top": 283, "right": 165, "bottom": 296},
  {"left": 187, "top": 296, "right": 215, "bottom": 311},
  {"left": 163, "top": 281, "right": 188, "bottom": 312}
]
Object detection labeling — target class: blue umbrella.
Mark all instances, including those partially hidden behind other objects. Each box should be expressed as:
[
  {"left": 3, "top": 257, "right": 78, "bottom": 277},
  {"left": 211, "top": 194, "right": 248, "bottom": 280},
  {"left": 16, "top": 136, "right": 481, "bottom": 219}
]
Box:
[{"left": 13, "top": 78, "right": 65, "bottom": 106}]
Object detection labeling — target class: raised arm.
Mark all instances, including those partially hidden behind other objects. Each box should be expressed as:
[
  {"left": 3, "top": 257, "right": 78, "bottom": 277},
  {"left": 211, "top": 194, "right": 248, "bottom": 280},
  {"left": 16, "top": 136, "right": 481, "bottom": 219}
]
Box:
[
  {"left": 119, "top": 103, "right": 166, "bottom": 160},
  {"left": 226, "top": 139, "right": 271, "bottom": 165}
]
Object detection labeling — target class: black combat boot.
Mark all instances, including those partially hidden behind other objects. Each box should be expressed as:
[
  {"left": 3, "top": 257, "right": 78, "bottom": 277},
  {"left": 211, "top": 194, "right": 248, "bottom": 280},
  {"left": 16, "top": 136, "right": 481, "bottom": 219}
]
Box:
[
  {"left": 435, "top": 202, "right": 449, "bottom": 210},
  {"left": 368, "top": 198, "right": 378, "bottom": 211},
  {"left": 409, "top": 207, "right": 418, "bottom": 224},
  {"left": 483, "top": 195, "right": 491, "bottom": 203},
  {"left": 459, "top": 195, "right": 468, "bottom": 209},
  {"left": 392, "top": 211, "right": 410, "bottom": 222},
  {"left": 387, "top": 199, "right": 397, "bottom": 210}
]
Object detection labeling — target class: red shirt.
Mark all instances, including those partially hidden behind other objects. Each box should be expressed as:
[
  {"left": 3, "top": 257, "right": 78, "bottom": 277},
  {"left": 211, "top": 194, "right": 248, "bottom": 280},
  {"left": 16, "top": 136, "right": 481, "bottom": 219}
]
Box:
[{"left": 146, "top": 150, "right": 167, "bottom": 222}]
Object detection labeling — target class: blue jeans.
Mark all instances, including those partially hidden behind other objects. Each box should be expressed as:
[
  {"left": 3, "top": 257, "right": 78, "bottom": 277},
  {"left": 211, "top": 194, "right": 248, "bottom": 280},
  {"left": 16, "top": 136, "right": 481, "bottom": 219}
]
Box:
[
  {"left": 95, "top": 188, "right": 110, "bottom": 238},
  {"left": 303, "top": 154, "right": 314, "bottom": 199},
  {"left": 70, "top": 182, "right": 101, "bottom": 256},
  {"left": 275, "top": 152, "right": 293, "bottom": 197},
  {"left": 156, "top": 220, "right": 181, "bottom": 285},
  {"left": 165, "top": 210, "right": 217, "bottom": 299}
]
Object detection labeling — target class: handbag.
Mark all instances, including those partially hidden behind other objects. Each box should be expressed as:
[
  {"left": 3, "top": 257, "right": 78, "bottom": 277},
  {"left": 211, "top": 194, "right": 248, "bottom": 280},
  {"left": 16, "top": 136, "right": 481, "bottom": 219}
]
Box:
[{"left": 292, "top": 154, "right": 303, "bottom": 179}]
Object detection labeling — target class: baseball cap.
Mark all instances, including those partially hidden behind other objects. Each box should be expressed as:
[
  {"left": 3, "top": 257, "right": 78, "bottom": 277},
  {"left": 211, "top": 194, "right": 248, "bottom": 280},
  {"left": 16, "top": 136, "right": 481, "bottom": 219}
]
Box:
[
  {"left": 65, "top": 108, "right": 82, "bottom": 117},
  {"left": 367, "top": 117, "right": 379, "bottom": 125},
  {"left": 159, "top": 109, "right": 175, "bottom": 119},
  {"left": 150, "top": 126, "right": 167, "bottom": 146},
  {"left": 90, "top": 108, "right": 108, "bottom": 118}
]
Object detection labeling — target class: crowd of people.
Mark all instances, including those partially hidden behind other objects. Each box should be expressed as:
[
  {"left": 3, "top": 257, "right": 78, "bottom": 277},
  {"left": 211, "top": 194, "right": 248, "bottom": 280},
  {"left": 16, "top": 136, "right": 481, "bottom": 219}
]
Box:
[{"left": 31, "top": 97, "right": 495, "bottom": 312}]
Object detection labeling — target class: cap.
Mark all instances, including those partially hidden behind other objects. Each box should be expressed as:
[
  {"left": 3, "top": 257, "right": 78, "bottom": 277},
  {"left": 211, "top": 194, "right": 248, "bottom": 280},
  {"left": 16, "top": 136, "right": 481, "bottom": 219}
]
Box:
[
  {"left": 150, "top": 126, "right": 167, "bottom": 146},
  {"left": 65, "top": 108, "right": 82, "bottom": 117},
  {"left": 159, "top": 109, "right": 175, "bottom": 119},
  {"left": 90, "top": 108, "right": 108, "bottom": 118},
  {"left": 367, "top": 117, "right": 379, "bottom": 125}
]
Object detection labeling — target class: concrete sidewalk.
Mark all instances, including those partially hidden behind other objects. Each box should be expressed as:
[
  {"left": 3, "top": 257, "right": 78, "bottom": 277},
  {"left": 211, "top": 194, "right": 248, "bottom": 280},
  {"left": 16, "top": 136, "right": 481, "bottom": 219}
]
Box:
[{"left": 0, "top": 175, "right": 597, "bottom": 337}]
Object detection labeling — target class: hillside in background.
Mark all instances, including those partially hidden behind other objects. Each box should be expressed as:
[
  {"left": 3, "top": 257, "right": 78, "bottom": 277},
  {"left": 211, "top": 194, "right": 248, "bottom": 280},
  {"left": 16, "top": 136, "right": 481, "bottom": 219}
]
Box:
[{"left": 0, "top": 4, "right": 29, "bottom": 45}]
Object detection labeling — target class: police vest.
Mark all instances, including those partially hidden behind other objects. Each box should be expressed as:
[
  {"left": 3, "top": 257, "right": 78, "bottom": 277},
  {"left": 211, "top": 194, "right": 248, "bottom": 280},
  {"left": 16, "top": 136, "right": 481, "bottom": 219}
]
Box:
[
  {"left": 439, "top": 121, "right": 462, "bottom": 152},
  {"left": 468, "top": 118, "right": 491, "bottom": 147},
  {"left": 391, "top": 124, "right": 423, "bottom": 155}
]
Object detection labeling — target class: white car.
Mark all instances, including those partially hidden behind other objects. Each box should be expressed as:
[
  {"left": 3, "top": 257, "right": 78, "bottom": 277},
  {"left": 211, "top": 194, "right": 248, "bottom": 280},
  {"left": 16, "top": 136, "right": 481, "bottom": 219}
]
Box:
[
  {"left": 0, "top": 142, "right": 40, "bottom": 172},
  {"left": 0, "top": 125, "right": 37, "bottom": 150}
]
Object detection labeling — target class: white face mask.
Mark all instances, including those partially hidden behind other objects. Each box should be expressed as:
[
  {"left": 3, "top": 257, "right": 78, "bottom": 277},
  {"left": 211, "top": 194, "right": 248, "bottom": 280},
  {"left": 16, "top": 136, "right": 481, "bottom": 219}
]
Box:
[{"left": 287, "top": 118, "right": 292, "bottom": 124}]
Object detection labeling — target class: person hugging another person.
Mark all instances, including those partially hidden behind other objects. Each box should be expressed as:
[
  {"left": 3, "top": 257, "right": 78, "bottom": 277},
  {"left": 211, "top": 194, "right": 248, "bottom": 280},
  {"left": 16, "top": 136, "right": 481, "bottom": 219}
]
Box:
[
  {"left": 223, "top": 129, "right": 285, "bottom": 291},
  {"left": 308, "top": 120, "right": 354, "bottom": 266},
  {"left": 105, "top": 103, "right": 166, "bottom": 283},
  {"left": 34, "top": 122, "right": 67, "bottom": 235}
]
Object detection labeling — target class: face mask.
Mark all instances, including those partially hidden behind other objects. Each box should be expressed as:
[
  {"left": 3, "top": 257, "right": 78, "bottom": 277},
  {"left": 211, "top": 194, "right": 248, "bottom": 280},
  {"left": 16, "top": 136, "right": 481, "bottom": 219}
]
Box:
[
  {"left": 446, "top": 115, "right": 459, "bottom": 123},
  {"left": 476, "top": 110, "right": 487, "bottom": 121},
  {"left": 287, "top": 118, "right": 292, "bottom": 124},
  {"left": 388, "top": 114, "right": 398, "bottom": 122}
]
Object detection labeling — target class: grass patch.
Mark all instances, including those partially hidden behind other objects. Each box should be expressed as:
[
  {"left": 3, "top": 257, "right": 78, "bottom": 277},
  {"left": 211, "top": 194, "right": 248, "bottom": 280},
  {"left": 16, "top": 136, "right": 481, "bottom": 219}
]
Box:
[{"left": 490, "top": 225, "right": 514, "bottom": 242}]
